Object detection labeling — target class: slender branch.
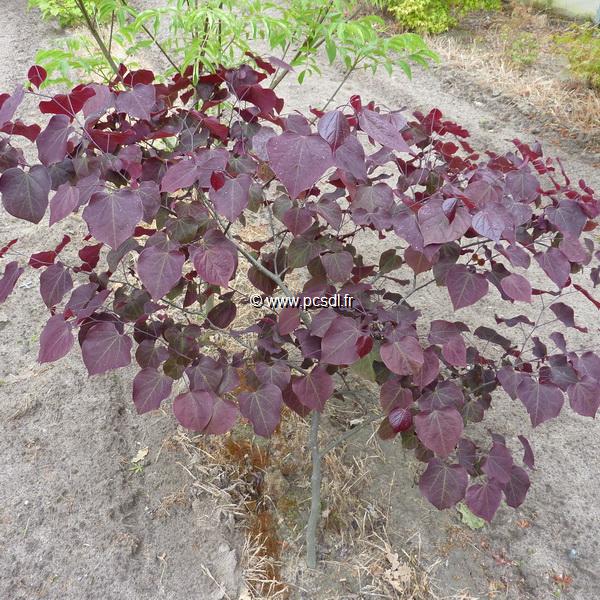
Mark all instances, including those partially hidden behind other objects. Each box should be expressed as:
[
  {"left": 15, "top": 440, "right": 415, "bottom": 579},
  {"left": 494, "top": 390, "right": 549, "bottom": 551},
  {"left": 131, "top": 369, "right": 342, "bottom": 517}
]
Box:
[
  {"left": 119, "top": 0, "right": 181, "bottom": 72},
  {"left": 319, "top": 59, "right": 359, "bottom": 113},
  {"left": 75, "top": 0, "right": 123, "bottom": 81},
  {"left": 306, "top": 410, "right": 321, "bottom": 569}
]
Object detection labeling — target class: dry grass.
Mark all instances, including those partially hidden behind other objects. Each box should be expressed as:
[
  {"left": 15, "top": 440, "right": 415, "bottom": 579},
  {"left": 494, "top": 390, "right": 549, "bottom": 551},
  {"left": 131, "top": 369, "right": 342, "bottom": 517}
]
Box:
[
  {"left": 168, "top": 398, "right": 480, "bottom": 599},
  {"left": 424, "top": 3, "right": 600, "bottom": 150}
]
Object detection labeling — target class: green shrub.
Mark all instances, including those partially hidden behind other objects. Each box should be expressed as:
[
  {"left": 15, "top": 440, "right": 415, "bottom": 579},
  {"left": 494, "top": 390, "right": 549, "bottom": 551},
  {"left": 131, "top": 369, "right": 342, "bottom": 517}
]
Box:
[
  {"left": 369, "top": 0, "right": 501, "bottom": 34},
  {"left": 28, "top": 0, "right": 98, "bottom": 27},
  {"left": 504, "top": 31, "right": 540, "bottom": 69},
  {"left": 556, "top": 24, "right": 600, "bottom": 90}
]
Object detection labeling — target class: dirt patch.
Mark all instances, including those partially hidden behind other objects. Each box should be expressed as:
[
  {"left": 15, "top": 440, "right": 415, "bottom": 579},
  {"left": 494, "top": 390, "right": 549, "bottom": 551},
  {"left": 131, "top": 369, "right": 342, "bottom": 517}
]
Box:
[{"left": 0, "top": 2, "right": 242, "bottom": 600}]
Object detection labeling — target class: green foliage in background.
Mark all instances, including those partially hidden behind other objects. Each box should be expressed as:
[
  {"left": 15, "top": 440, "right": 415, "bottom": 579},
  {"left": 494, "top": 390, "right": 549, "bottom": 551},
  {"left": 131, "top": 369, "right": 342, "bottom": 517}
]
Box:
[
  {"left": 556, "top": 24, "right": 600, "bottom": 90},
  {"left": 34, "top": 0, "right": 437, "bottom": 89},
  {"left": 28, "top": 0, "right": 98, "bottom": 27},
  {"left": 369, "top": 0, "right": 501, "bottom": 34}
]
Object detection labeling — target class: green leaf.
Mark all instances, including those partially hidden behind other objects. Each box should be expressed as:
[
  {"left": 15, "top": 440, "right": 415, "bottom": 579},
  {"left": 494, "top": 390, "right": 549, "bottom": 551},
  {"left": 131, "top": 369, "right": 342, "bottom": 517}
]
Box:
[
  {"left": 457, "top": 502, "right": 486, "bottom": 530},
  {"left": 326, "top": 38, "right": 336, "bottom": 64},
  {"left": 350, "top": 346, "right": 380, "bottom": 382}
]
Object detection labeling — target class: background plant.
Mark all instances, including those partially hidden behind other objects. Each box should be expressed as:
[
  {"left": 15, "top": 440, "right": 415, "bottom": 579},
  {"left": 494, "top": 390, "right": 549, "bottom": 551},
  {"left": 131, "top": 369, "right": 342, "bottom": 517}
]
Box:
[
  {"left": 556, "top": 23, "right": 600, "bottom": 91},
  {"left": 368, "top": 0, "right": 500, "bottom": 34},
  {"left": 0, "top": 56, "right": 599, "bottom": 567},
  {"left": 28, "top": 0, "right": 101, "bottom": 27}
]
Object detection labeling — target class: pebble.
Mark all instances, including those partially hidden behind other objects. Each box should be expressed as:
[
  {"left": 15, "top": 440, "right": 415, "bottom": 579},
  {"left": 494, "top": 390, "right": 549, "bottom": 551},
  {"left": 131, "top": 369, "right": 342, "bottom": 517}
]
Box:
[{"left": 567, "top": 548, "right": 578, "bottom": 560}]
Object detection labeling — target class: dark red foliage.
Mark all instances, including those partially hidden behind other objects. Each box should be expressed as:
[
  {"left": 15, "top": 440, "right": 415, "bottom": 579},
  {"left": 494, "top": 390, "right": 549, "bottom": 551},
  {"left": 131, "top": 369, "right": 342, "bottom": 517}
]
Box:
[{"left": 0, "top": 60, "right": 599, "bottom": 522}]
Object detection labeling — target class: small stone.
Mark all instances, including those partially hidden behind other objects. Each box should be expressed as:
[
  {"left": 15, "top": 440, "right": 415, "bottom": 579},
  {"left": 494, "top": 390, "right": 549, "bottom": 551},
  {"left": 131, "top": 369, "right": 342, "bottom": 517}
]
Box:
[{"left": 567, "top": 548, "right": 578, "bottom": 560}]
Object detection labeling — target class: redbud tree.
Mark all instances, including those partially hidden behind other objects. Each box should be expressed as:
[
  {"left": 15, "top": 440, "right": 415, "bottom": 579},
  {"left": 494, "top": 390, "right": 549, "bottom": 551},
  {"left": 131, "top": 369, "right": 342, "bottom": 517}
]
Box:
[{"left": 0, "top": 59, "right": 598, "bottom": 566}]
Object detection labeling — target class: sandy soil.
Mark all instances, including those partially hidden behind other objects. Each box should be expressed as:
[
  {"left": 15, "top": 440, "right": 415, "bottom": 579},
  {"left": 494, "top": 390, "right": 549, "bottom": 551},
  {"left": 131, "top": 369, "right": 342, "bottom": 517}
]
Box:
[{"left": 1, "top": 1, "right": 599, "bottom": 599}]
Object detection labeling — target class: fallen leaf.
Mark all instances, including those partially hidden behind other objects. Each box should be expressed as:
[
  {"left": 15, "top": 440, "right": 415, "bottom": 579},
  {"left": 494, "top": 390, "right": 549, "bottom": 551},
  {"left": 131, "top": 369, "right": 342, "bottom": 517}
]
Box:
[{"left": 132, "top": 446, "right": 149, "bottom": 463}]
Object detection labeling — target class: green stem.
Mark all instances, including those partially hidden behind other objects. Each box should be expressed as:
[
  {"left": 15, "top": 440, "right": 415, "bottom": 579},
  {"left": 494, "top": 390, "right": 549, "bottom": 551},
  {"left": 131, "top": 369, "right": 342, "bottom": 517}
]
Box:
[{"left": 75, "top": 0, "right": 122, "bottom": 81}]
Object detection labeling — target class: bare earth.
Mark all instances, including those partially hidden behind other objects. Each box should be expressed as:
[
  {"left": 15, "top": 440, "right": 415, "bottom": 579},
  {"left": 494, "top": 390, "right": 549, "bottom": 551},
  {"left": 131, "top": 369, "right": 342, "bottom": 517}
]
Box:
[{"left": 1, "top": 1, "right": 599, "bottom": 599}]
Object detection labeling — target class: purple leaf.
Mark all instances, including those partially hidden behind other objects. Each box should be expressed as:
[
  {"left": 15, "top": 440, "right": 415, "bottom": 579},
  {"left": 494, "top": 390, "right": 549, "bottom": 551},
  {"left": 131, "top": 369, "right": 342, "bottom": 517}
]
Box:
[
  {"left": 471, "top": 206, "right": 507, "bottom": 242},
  {"left": 547, "top": 200, "right": 587, "bottom": 237},
  {"left": 500, "top": 273, "right": 532, "bottom": 303},
  {"left": 457, "top": 438, "right": 477, "bottom": 475},
  {"left": 380, "top": 336, "right": 424, "bottom": 376},
  {"left": 137, "top": 181, "right": 161, "bottom": 223},
  {"left": 291, "top": 367, "right": 334, "bottom": 412},
  {"left": 138, "top": 238, "right": 184, "bottom": 299},
  {"left": 161, "top": 149, "right": 228, "bottom": 192},
  {"left": 82, "top": 188, "right": 143, "bottom": 248},
  {"left": 203, "top": 396, "right": 238, "bottom": 434},
  {"left": 465, "top": 179, "right": 501, "bottom": 206},
  {"left": 320, "top": 316, "right": 362, "bottom": 365},
  {"left": 256, "top": 361, "right": 291, "bottom": 390},
  {"left": 482, "top": 442, "right": 513, "bottom": 484},
  {"left": 133, "top": 368, "right": 173, "bottom": 414},
  {"left": 506, "top": 169, "right": 539, "bottom": 203},
  {"left": 82, "top": 84, "right": 114, "bottom": 118},
  {"left": 309, "top": 308, "right": 338, "bottom": 337},
  {"left": 497, "top": 366, "right": 525, "bottom": 400},
  {"left": 277, "top": 307, "right": 300, "bottom": 336},
  {"left": 0, "top": 86, "right": 24, "bottom": 127},
  {"left": 36, "top": 115, "right": 72, "bottom": 166},
  {"left": 358, "top": 109, "right": 410, "bottom": 152},
  {"left": 81, "top": 321, "right": 132, "bottom": 375},
  {"left": 38, "top": 314, "right": 74, "bottom": 363},
  {"left": 266, "top": 132, "right": 333, "bottom": 199},
  {"left": 518, "top": 435, "right": 535, "bottom": 469},
  {"left": 40, "top": 262, "right": 72, "bottom": 308},
  {"left": 503, "top": 466, "right": 530, "bottom": 508},
  {"left": 161, "top": 156, "right": 198, "bottom": 192},
  {"left": 418, "top": 381, "right": 464, "bottom": 411},
  {"left": 115, "top": 84, "right": 156, "bottom": 120},
  {"left": 0, "top": 165, "right": 51, "bottom": 223},
  {"left": 282, "top": 206, "right": 313, "bottom": 236},
  {"left": 318, "top": 110, "right": 350, "bottom": 150},
  {"left": 499, "top": 244, "right": 530, "bottom": 269},
  {"left": 517, "top": 377, "right": 564, "bottom": 427},
  {"left": 322, "top": 251, "right": 353, "bottom": 282},
  {"left": 191, "top": 230, "right": 237, "bottom": 287},
  {"left": 414, "top": 406, "right": 464, "bottom": 458},
  {"left": 412, "top": 347, "right": 440, "bottom": 388},
  {"left": 0, "top": 261, "right": 23, "bottom": 303},
  {"left": 211, "top": 174, "right": 252, "bottom": 221},
  {"left": 380, "top": 378, "right": 413, "bottom": 413},
  {"left": 573, "top": 351, "right": 600, "bottom": 381},
  {"left": 238, "top": 383, "right": 283, "bottom": 437},
  {"left": 549, "top": 302, "right": 587, "bottom": 333},
  {"left": 173, "top": 390, "right": 213, "bottom": 430},
  {"left": 49, "top": 183, "right": 79, "bottom": 225},
  {"left": 465, "top": 480, "right": 502, "bottom": 521},
  {"left": 535, "top": 249, "right": 570, "bottom": 289},
  {"left": 334, "top": 135, "right": 368, "bottom": 181},
  {"left": 419, "top": 459, "right": 468, "bottom": 510},
  {"left": 567, "top": 377, "right": 600, "bottom": 417},
  {"left": 136, "top": 340, "right": 169, "bottom": 369},
  {"left": 446, "top": 264, "right": 488, "bottom": 310}
]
